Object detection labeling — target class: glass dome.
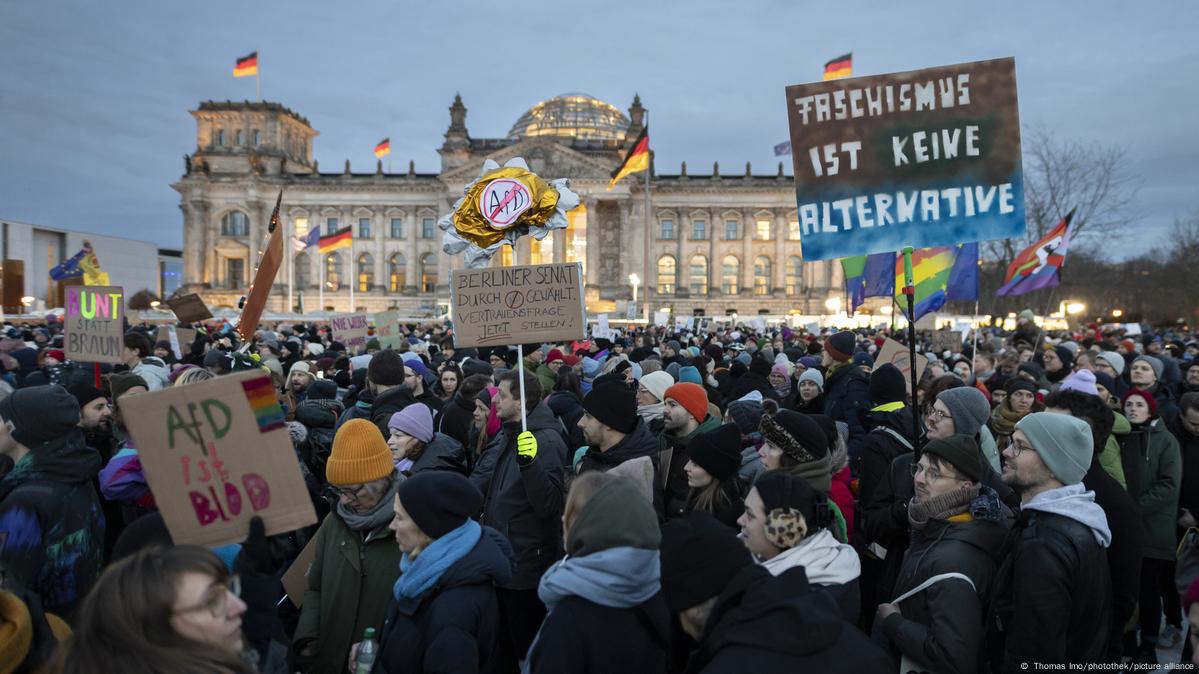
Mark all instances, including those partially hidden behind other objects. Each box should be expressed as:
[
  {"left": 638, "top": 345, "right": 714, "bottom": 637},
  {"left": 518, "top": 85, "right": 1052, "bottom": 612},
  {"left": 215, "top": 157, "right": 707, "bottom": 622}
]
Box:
[{"left": 507, "top": 93, "right": 629, "bottom": 142}]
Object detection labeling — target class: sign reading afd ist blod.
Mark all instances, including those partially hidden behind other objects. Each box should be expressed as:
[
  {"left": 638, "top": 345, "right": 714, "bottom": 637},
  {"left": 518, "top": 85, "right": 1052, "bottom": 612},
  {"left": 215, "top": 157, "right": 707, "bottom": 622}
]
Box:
[{"left": 784, "top": 57, "right": 1025, "bottom": 261}]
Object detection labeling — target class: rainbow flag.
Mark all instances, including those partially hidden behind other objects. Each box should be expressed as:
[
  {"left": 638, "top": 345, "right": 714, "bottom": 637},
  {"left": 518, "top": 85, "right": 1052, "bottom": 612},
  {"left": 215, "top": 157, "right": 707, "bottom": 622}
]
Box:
[
  {"left": 894, "top": 243, "right": 980, "bottom": 320},
  {"left": 241, "top": 375, "right": 285, "bottom": 433},
  {"left": 997, "top": 211, "right": 1073, "bottom": 297},
  {"left": 842, "top": 252, "right": 895, "bottom": 314}
]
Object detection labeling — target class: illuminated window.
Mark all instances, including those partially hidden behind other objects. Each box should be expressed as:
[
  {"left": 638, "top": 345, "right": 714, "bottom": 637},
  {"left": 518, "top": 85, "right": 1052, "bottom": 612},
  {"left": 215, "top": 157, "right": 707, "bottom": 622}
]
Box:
[
  {"left": 530, "top": 237, "right": 545, "bottom": 265},
  {"left": 325, "top": 254, "right": 342, "bottom": 291},
  {"left": 657, "top": 255, "right": 676, "bottom": 294},
  {"left": 389, "top": 253, "right": 406, "bottom": 292},
  {"left": 756, "top": 219, "right": 772, "bottom": 240},
  {"left": 786, "top": 256, "right": 803, "bottom": 294},
  {"left": 689, "top": 255, "right": 708, "bottom": 295},
  {"left": 754, "top": 256, "right": 772, "bottom": 295},
  {"left": 357, "top": 253, "right": 374, "bottom": 292},
  {"left": 788, "top": 218, "right": 801, "bottom": 240},
  {"left": 420, "top": 253, "right": 438, "bottom": 292},
  {"left": 293, "top": 216, "right": 308, "bottom": 237},
  {"left": 722, "top": 256, "right": 740, "bottom": 295},
  {"left": 500, "top": 245, "right": 513, "bottom": 267}
]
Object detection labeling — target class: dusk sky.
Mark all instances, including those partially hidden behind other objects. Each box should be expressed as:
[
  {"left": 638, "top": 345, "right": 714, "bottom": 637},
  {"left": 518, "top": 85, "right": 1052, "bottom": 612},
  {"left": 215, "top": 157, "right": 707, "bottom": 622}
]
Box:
[{"left": 2, "top": 1, "right": 1195, "bottom": 257}]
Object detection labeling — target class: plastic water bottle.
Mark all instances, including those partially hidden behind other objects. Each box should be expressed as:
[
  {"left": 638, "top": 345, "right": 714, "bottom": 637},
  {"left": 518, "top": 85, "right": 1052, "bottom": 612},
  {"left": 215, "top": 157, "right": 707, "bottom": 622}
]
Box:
[{"left": 354, "top": 627, "right": 377, "bottom": 674}]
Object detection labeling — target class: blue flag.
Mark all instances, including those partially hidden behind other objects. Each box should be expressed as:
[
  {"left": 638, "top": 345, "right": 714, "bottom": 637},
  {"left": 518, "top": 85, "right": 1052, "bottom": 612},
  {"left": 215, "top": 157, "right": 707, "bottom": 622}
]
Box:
[
  {"left": 946, "top": 242, "right": 979, "bottom": 301},
  {"left": 301, "top": 225, "right": 321, "bottom": 249},
  {"left": 49, "top": 246, "right": 88, "bottom": 281}
]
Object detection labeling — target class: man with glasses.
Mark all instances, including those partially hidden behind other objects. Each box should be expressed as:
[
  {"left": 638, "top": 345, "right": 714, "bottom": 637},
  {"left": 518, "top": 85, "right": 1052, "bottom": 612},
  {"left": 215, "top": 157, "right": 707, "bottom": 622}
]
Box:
[
  {"left": 293, "top": 418, "right": 403, "bottom": 674},
  {"left": 988, "top": 412, "right": 1113, "bottom": 671},
  {"left": 875, "top": 434, "right": 1012, "bottom": 674}
]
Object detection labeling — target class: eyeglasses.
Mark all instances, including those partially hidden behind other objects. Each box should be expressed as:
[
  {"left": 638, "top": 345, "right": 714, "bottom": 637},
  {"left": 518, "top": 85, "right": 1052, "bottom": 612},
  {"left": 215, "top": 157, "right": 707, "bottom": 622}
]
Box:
[
  {"left": 174, "top": 576, "right": 241, "bottom": 618},
  {"left": 326, "top": 484, "right": 367, "bottom": 501},
  {"left": 1007, "top": 439, "right": 1034, "bottom": 458},
  {"left": 927, "top": 408, "right": 953, "bottom": 423},
  {"left": 910, "top": 463, "right": 958, "bottom": 482}
]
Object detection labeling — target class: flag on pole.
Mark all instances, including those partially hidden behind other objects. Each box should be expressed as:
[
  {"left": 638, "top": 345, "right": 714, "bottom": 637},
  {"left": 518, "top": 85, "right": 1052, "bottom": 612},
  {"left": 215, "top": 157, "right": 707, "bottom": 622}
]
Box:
[
  {"left": 946, "top": 242, "right": 980, "bottom": 301},
  {"left": 608, "top": 127, "right": 649, "bottom": 189},
  {"left": 774, "top": 141, "right": 791, "bottom": 156},
  {"left": 374, "top": 138, "right": 391, "bottom": 158},
  {"left": 79, "top": 243, "right": 109, "bottom": 286},
  {"left": 823, "top": 53, "right": 853, "bottom": 80},
  {"left": 233, "top": 52, "right": 259, "bottom": 77},
  {"left": 996, "top": 210, "right": 1074, "bottom": 297},
  {"left": 50, "top": 245, "right": 89, "bottom": 281},
  {"left": 895, "top": 246, "right": 957, "bottom": 321},
  {"left": 296, "top": 224, "right": 321, "bottom": 251},
  {"left": 842, "top": 252, "right": 895, "bottom": 314},
  {"left": 318, "top": 227, "right": 353, "bottom": 254},
  {"left": 238, "top": 190, "right": 283, "bottom": 341}
]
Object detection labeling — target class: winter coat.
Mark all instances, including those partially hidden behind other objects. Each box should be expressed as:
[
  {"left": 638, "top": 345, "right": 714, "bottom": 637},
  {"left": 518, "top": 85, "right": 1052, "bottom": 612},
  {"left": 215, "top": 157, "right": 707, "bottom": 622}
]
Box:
[
  {"left": 686, "top": 564, "right": 892, "bottom": 674},
  {"left": 414, "top": 389, "right": 444, "bottom": 415},
  {"left": 1098, "top": 413, "right": 1129, "bottom": 488},
  {"left": 1122, "top": 418, "right": 1182, "bottom": 559},
  {"left": 822, "top": 363, "right": 871, "bottom": 442},
  {"left": 759, "top": 528, "right": 861, "bottom": 623},
  {"left": 293, "top": 510, "right": 403, "bottom": 674},
  {"left": 1171, "top": 416, "right": 1199, "bottom": 517},
  {"left": 131, "top": 356, "right": 171, "bottom": 390},
  {"left": 658, "top": 415, "right": 722, "bottom": 520},
  {"left": 294, "top": 399, "right": 341, "bottom": 486},
  {"left": 575, "top": 418, "right": 664, "bottom": 514},
  {"left": 0, "top": 429, "right": 104, "bottom": 615},
  {"left": 854, "top": 406, "right": 915, "bottom": 543},
  {"left": 791, "top": 392, "right": 826, "bottom": 416},
  {"left": 1082, "top": 461, "right": 1143, "bottom": 663},
  {"left": 987, "top": 499, "right": 1112, "bottom": 672},
  {"left": 370, "top": 385, "right": 419, "bottom": 438},
  {"left": 881, "top": 487, "right": 1012, "bottom": 674},
  {"left": 684, "top": 479, "right": 746, "bottom": 531},
  {"left": 727, "top": 372, "right": 776, "bottom": 404},
  {"left": 375, "top": 527, "right": 514, "bottom": 674},
  {"left": 546, "top": 391, "right": 586, "bottom": 451},
  {"left": 407, "top": 432, "right": 469, "bottom": 476},
  {"left": 98, "top": 444, "right": 155, "bottom": 521},
  {"left": 530, "top": 359, "right": 556, "bottom": 397},
  {"left": 525, "top": 591, "right": 671, "bottom": 674},
  {"left": 435, "top": 392, "right": 477, "bottom": 454},
  {"left": 829, "top": 466, "right": 855, "bottom": 544},
  {"left": 474, "top": 403, "right": 568, "bottom": 590}
]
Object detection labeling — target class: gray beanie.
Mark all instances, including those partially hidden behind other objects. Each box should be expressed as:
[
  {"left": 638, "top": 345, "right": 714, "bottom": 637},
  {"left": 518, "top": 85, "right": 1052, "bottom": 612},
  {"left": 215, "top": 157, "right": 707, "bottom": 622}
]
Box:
[
  {"left": 1096, "top": 351, "right": 1124, "bottom": 376},
  {"left": 936, "top": 387, "right": 991, "bottom": 438},
  {"left": 797, "top": 368, "right": 824, "bottom": 391},
  {"left": 1015, "top": 412, "right": 1092, "bottom": 485},
  {"left": 1133, "top": 355, "right": 1163, "bottom": 382}
]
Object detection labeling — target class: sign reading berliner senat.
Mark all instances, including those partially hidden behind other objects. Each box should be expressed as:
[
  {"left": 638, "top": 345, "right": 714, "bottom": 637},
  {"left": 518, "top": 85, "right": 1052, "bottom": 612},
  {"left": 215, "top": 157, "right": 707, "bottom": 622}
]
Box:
[
  {"left": 784, "top": 57, "right": 1026, "bottom": 261},
  {"left": 451, "top": 262, "right": 585, "bottom": 348}
]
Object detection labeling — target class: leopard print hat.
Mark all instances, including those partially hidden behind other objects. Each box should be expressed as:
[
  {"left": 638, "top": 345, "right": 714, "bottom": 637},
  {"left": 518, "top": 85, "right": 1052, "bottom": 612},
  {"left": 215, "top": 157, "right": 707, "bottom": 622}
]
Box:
[{"left": 755, "top": 471, "right": 831, "bottom": 549}]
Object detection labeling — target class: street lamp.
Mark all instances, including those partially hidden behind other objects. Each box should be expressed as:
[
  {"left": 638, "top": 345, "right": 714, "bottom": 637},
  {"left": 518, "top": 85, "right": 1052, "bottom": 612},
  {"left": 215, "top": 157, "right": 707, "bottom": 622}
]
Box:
[
  {"left": 824, "top": 297, "right": 841, "bottom": 314},
  {"left": 1065, "top": 302, "right": 1086, "bottom": 316},
  {"left": 1111, "top": 308, "right": 1124, "bottom": 318},
  {"left": 19, "top": 296, "right": 34, "bottom": 307},
  {"left": 150, "top": 300, "right": 161, "bottom": 309},
  {"left": 628, "top": 273, "right": 640, "bottom": 304}
]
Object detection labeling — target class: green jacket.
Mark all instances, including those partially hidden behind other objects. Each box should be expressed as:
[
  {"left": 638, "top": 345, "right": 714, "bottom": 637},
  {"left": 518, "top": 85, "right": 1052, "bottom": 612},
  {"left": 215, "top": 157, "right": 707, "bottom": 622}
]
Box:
[
  {"left": 529, "top": 358, "right": 556, "bottom": 399},
  {"left": 1099, "top": 413, "right": 1130, "bottom": 489},
  {"left": 294, "top": 511, "right": 403, "bottom": 674},
  {"left": 1124, "top": 418, "right": 1182, "bottom": 560}
]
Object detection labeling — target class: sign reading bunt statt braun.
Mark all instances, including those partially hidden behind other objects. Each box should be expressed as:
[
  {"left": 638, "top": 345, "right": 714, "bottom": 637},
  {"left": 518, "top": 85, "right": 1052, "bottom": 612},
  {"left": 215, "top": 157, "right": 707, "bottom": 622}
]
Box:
[
  {"left": 784, "top": 57, "right": 1026, "bottom": 261},
  {"left": 64, "top": 285, "right": 125, "bottom": 364},
  {"left": 451, "top": 262, "right": 586, "bottom": 348}
]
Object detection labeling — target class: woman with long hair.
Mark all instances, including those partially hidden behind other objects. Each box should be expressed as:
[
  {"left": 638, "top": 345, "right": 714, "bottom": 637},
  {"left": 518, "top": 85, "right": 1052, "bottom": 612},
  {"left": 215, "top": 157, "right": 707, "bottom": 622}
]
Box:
[
  {"left": 54, "top": 545, "right": 253, "bottom": 674},
  {"left": 547, "top": 368, "right": 586, "bottom": 450},
  {"left": 682, "top": 424, "right": 746, "bottom": 528},
  {"left": 433, "top": 362, "right": 462, "bottom": 402}
]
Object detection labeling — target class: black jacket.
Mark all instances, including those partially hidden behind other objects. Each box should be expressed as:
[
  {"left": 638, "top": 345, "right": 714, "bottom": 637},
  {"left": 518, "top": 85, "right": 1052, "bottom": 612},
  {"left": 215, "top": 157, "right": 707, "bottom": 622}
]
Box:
[
  {"left": 687, "top": 565, "right": 892, "bottom": 673},
  {"left": 375, "top": 527, "right": 514, "bottom": 674},
  {"left": 473, "top": 403, "right": 567, "bottom": 590},
  {"left": 853, "top": 406, "right": 915, "bottom": 540},
  {"left": 370, "top": 385, "right": 419, "bottom": 438},
  {"left": 1083, "top": 461, "right": 1143, "bottom": 663},
  {"left": 727, "top": 372, "right": 776, "bottom": 404},
  {"left": 546, "top": 391, "right": 586, "bottom": 451},
  {"left": 575, "top": 418, "right": 665, "bottom": 518},
  {"left": 435, "top": 392, "right": 476, "bottom": 455},
  {"left": 822, "top": 364, "right": 871, "bottom": 442},
  {"left": 1170, "top": 416, "right": 1199, "bottom": 516},
  {"left": 881, "top": 487, "right": 1012, "bottom": 674},
  {"left": 987, "top": 509, "right": 1112, "bottom": 672},
  {"left": 407, "top": 433, "right": 469, "bottom": 477},
  {"left": 415, "top": 389, "right": 445, "bottom": 415},
  {"left": 525, "top": 592, "right": 672, "bottom": 674}
]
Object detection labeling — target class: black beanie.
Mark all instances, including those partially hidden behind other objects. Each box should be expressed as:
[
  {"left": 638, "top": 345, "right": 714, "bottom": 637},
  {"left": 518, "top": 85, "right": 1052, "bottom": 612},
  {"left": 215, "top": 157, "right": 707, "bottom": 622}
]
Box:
[
  {"left": 809, "top": 414, "right": 839, "bottom": 451},
  {"left": 67, "top": 382, "right": 107, "bottom": 409},
  {"left": 581, "top": 380, "right": 638, "bottom": 434},
  {"left": 659, "top": 512, "right": 753, "bottom": 612},
  {"left": 0, "top": 385, "right": 81, "bottom": 448},
  {"left": 461, "top": 358, "right": 494, "bottom": 379},
  {"left": 869, "top": 363, "right": 907, "bottom": 406},
  {"left": 759, "top": 409, "right": 829, "bottom": 462},
  {"left": 921, "top": 434, "right": 984, "bottom": 483},
  {"left": 368, "top": 349, "right": 407, "bottom": 387},
  {"left": 749, "top": 356, "right": 773, "bottom": 377},
  {"left": 398, "top": 472, "right": 483, "bottom": 538},
  {"left": 306, "top": 379, "right": 338, "bottom": 400},
  {"left": 754, "top": 471, "right": 830, "bottom": 531},
  {"left": 108, "top": 372, "right": 148, "bottom": 402},
  {"left": 1005, "top": 377, "right": 1037, "bottom": 396},
  {"left": 686, "top": 424, "right": 743, "bottom": 481}
]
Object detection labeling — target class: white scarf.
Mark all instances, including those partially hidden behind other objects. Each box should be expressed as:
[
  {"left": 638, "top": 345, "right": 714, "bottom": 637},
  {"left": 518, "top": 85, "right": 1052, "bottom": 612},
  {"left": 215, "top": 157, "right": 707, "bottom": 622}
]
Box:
[{"left": 760, "top": 529, "right": 861, "bottom": 586}]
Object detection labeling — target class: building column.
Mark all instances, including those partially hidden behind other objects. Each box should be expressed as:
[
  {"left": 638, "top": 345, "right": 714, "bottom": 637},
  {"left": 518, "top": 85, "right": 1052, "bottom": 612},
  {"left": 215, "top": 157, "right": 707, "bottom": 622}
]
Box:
[
  {"left": 404, "top": 211, "right": 418, "bottom": 293},
  {"left": 739, "top": 212, "right": 751, "bottom": 295},
  {"left": 584, "top": 198, "right": 600, "bottom": 287},
  {"left": 773, "top": 210, "right": 787, "bottom": 295}
]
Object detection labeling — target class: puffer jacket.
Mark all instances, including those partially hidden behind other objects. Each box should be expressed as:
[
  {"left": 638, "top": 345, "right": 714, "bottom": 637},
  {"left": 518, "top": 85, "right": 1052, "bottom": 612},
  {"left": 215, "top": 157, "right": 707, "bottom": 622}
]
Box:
[
  {"left": 881, "top": 486, "right": 1012, "bottom": 674},
  {"left": 1122, "top": 418, "right": 1182, "bottom": 559},
  {"left": 854, "top": 405, "right": 915, "bottom": 543},
  {"left": 131, "top": 356, "right": 171, "bottom": 390},
  {"left": 407, "top": 432, "right": 469, "bottom": 476},
  {"left": 294, "top": 398, "right": 342, "bottom": 486},
  {"left": 822, "top": 363, "right": 871, "bottom": 442},
  {"left": 473, "top": 402, "right": 568, "bottom": 590}
]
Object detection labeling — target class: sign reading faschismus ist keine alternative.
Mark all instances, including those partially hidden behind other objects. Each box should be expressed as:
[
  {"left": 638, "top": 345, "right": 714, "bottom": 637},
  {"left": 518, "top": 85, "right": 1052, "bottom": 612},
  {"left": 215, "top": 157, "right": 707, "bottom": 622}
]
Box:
[{"left": 784, "top": 57, "right": 1026, "bottom": 261}]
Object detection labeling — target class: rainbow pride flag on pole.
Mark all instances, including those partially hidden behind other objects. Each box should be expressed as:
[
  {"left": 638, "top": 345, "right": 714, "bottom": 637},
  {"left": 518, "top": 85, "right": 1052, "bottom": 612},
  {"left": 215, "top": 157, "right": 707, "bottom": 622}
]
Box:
[{"left": 893, "top": 243, "right": 980, "bottom": 320}]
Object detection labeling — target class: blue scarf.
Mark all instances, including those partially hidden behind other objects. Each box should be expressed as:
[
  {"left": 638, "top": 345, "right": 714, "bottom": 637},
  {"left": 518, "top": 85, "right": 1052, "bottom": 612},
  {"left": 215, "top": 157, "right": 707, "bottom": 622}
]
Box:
[
  {"left": 393, "top": 519, "right": 481, "bottom": 615},
  {"left": 537, "top": 547, "right": 661, "bottom": 611}
]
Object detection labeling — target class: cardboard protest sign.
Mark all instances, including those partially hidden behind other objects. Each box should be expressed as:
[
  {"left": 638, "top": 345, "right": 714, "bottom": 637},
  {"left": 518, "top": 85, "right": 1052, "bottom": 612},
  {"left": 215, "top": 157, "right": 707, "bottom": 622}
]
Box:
[
  {"left": 784, "top": 57, "right": 1025, "bottom": 260},
  {"left": 653, "top": 311, "right": 670, "bottom": 327},
  {"left": 929, "top": 330, "right": 963, "bottom": 354},
  {"left": 372, "top": 311, "right": 403, "bottom": 349},
  {"left": 330, "top": 313, "right": 370, "bottom": 351},
  {"left": 874, "top": 337, "right": 928, "bottom": 383},
  {"left": 594, "top": 314, "right": 613, "bottom": 340},
  {"left": 120, "top": 371, "right": 317, "bottom": 547},
  {"left": 451, "top": 262, "right": 585, "bottom": 348},
  {"left": 281, "top": 535, "right": 319, "bottom": 607},
  {"left": 166, "top": 293, "right": 213, "bottom": 322},
  {"left": 63, "top": 286, "right": 124, "bottom": 364}
]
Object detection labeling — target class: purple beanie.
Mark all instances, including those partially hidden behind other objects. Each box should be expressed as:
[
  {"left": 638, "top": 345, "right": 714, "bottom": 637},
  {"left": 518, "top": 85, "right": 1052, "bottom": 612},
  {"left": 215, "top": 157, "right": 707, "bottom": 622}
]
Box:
[
  {"left": 388, "top": 403, "right": 434, "bottom": 443},
  {"left": 1059, "top": 369, "right": 1099, "bottom": 397}
]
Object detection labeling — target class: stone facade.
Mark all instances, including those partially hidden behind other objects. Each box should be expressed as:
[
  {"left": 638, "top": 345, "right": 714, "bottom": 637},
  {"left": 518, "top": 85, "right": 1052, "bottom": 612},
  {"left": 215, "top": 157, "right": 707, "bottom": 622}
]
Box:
[{"left": 172, "top": 95, "right": 841, "bottom": 317}]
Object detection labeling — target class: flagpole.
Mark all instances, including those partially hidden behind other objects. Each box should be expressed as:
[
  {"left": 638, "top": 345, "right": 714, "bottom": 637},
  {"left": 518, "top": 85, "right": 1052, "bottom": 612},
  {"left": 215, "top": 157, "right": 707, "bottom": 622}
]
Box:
[
  {"left": 287, "top": 226, "right": 294, "bottom": 314},
  {"left": 642, "top": 111, "right": 651, "bottom": 324},
  {"left": 902, "top": 246, "right": 922, "bottom": 454},
  {"left": 319, "top": 251, "right": 325, "bottom": 312},
  {"left": 256, "top": 53, "right": 261, "bottom": 101},
  {"left": 349, "top": 244, "right": 355, "bottom": 313}
]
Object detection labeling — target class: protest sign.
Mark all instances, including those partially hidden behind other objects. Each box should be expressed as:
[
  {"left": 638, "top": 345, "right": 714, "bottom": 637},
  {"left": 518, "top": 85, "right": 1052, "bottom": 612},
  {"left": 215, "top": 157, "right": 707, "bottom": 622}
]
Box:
[
  {"left": 875, "top": 337, "right": 928, "bottom": 382},
  {"left": 929, "top": 330, "right": 963, "bottom": 354},
  {"left": 372, "top": 311, "right": 403, "bottom": 349},
  {"left": 784, "top": 57, "right": 1025, "bottom": 260},
  {"left": 625, "top": 301, "right": 637, "bottom": 320},
  {"left": 166, "top": 293, "right": 213, "bottom": 322},
  {"left": 64, "top": 285, "right": 124, "bottom": 364},
  {"left": 653, "top": 311, "right": 670, "bottom": 327},
  {"left": 451, "top": 262, "right": 585, "bottom": 347},
  {"left": 330, "top": 313, "right": 370, "bottom": 351},
  {"left": 281, "top": 536, "right": 319, "bottom": 607},
  {"left": 121, "top": 371, "right": 317, "bottom": 547},
  {"left": 594, "top": 314, "right": 613, "bottom": 340}
]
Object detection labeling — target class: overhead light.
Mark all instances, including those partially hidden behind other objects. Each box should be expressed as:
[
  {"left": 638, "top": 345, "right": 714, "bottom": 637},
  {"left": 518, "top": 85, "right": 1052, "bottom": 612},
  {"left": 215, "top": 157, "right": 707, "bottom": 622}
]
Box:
[
  {"left": 1111, "top": 308, "right": 1124, "bottom": 318},
  {"left": 824, "top": 297, "right": 841, "bottom": 312},
  {"left": 1065, "top": 302, "right": 1086, "bottom": 316}
]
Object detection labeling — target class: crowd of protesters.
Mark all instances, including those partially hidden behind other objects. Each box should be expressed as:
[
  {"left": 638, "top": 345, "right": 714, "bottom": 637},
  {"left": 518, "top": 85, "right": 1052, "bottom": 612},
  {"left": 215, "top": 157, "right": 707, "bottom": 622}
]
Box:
[{"left": 1, "top": 310, "right": 1198, "bottom": 672}]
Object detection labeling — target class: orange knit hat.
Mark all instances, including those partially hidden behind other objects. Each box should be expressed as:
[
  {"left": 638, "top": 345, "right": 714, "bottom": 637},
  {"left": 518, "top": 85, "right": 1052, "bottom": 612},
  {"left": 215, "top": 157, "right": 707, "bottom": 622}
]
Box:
[
  {"left": 665, "top": 383, "right": 709, "bottom": 423},
  {"left": 326, "top": 419, "right": 394, "bottom": 486}
]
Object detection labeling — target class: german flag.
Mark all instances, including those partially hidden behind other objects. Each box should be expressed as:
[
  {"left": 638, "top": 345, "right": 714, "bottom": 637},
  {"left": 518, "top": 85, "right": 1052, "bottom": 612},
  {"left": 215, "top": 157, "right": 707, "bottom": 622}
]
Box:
[
  {"left": 234, "top": 52, "right": 258, "bottom": 78},
  {"left": 823, "top": 53, "right": 852, "bottom": 81},
  {"left": 608, "top": 127, "right": 649, "bottom": 189},
  {"left": 374, "top": 138, "right": 391, "bottom": 158},
  {"left": 318, "top": 227, "right": 353, "bottom": 254}
]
